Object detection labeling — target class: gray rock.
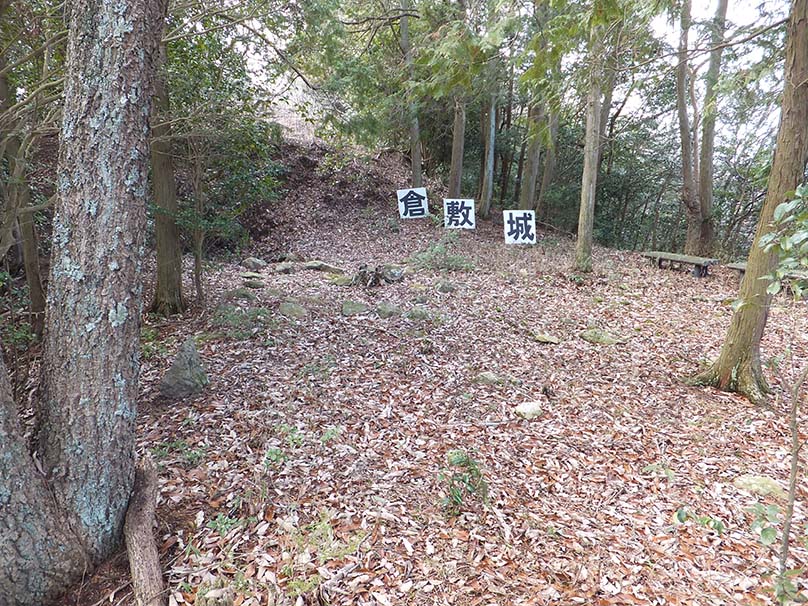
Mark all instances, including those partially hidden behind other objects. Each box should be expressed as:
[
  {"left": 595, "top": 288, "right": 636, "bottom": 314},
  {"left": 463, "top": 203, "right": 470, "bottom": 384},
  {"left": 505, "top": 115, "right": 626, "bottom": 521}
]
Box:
[
  {"left": 241, "top": 257, "right": 267, "bottom": 271},
  {"left": 475, "top": 371, "right": 503, "bottom": 385},
  {"left": 515, "top": 401, "right": 543, "bottom": 420},
  {"left": 342, "top": 300, "right": 369, "bottom": 316},
  {"left": 377, "top": 302, "right": 402, "bottom": 319},
  {"left": 328, "top": 274, "right": 354, "bottom": 286},
  {"left": 305, "top": 260, "right": 346, "bottom": 274},
  {"left": 160, "top": 338, "right": 208, "bottom": 399},
  {"left": 222, "top": 288, "right": 256, "bottom": 302},
  {"left": 277, "top": 251, "right": 305, "bottom": 262},
  {"left": 733, "top": 475, "right": 787, "bottom": 500},
  {"left": 274, "top": 262, "right": 297, "bottom": 274},
  {"left": 279, "top": 301, "right": 308, "bottom": 319},
  {"left": 436, "top": 280, "right": 457, "bottom": 293},
  {"left": 404, "top": 306, "right": 431, "bottom": 321},
  {"left": 240, "top": 271, "right": 264, "bottom": 280},
  {"left": 579, "top": 328, "right": 623, "bottom": 345},
  {"left": 243, "top": 280, "right": 265, "bottom": 289},
  {"left": 381, "top": 264, "right": 406, "bottom": 283}
]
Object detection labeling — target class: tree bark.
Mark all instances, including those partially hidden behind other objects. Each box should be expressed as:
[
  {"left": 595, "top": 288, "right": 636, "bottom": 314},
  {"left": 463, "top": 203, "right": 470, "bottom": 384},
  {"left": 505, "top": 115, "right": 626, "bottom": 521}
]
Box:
[
  {"left": 149, "top": 36, "right": 187, "bottom": 316},
  {"left": 399, "top": 0, "right": 422, "bottom": 187},
  {"left": 676, "top": 0, "right": 701, "bottom": 255},
  {"left": 518, "top": 104, "right": 543, "bottom": 211},
  {"left": 575, "top": 28, "right": 603, "bottom": 273},
  {"left": 125, "top": 458, "right": 166, "bottom": 606},
  {"left": 693, "top": 0, "right": 808, "bottom": 404},
  {"left": 696, "top": 0, "right": 729, "bottom": 256},
  {"left": 478, "top": 93, "right": 496, "bottom": 219},
  {"left": 536, "top": 110, "right": 558, "bottom": 221},
  {"left": 0, "top": 4, "right": 163, "bottom": 604},
  {"left": 448, "top": 97, "right": 466, "bottom": 198}
]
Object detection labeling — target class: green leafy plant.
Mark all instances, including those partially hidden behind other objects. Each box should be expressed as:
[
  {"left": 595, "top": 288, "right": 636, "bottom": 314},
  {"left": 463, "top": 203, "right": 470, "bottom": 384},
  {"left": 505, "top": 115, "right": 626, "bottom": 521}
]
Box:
[
  {"left": 674, "top": 507, "right": 725, "bottom": 535},
  {"left": 278, "top": 424, "right": 303, "bottom": 447},
  {"left": 321, "top": 426, "right": 342, "bottom": 444},
  {"left": 264, "top": 447, "right": 288, "bottom": 468},
  {"left": 440, "top": 449, "right": 489, "bottom": 516},
  {"left": 410, "top": 232, "right": 473, "bottom": 272},
  {"left": 207, "top": 514, "right": 243, "bottom": 537},
  {"left": 749, "top": 503, "right": 780, "bottom": 546}
]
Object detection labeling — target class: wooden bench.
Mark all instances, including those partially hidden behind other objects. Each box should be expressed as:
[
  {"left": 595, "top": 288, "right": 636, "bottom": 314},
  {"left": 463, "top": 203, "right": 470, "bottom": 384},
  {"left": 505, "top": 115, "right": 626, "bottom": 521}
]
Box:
[
  {"left": 727, "top": 260, "right": 808, "bottom": 288},
  {"left": 641, "top": 251, "right": 719, "bottom": 278}
]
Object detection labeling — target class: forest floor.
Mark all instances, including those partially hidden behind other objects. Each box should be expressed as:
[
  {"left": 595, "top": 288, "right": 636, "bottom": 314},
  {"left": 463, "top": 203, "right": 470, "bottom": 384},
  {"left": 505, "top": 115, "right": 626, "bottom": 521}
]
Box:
[{"left": 66, "top": 141, "right": 808, "bottom": 606}]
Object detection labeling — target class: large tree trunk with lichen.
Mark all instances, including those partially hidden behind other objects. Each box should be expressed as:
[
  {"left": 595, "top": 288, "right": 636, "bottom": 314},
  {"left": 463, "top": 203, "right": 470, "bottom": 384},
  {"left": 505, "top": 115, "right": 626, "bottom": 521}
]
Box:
[
  {"left": 696, "top": 0, "right": 729, "bottom": 256},
  {"left": 0, "top": 0, "right": 161, "bottom": 602},
  {"left": 575, "top": 27, "right": 603, "bottom": 273},
  {"left": 149, "top": 38, "right": 186, "bottom": 316},
  {"left": 693, "top": 0, "right": 808, "bottom": 404}
]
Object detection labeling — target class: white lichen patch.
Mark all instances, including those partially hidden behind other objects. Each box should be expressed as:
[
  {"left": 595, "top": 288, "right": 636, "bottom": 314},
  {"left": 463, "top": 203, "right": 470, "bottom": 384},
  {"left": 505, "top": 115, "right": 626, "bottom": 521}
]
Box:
[{"left": 108, "top": 301, "right": 129, "bottom": 327}]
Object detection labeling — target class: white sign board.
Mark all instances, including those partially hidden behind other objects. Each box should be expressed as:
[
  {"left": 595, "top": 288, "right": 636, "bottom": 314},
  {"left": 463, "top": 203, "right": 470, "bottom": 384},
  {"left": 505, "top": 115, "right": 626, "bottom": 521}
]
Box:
[
  {"left": 443, "top": 199, "right": 476, "bottom": 229},
  {"left": 397, "top": 188, "right": 429, "bottom": 219},
  {"left": 503, "top": 210, "right": 537, "bottom": 245}
]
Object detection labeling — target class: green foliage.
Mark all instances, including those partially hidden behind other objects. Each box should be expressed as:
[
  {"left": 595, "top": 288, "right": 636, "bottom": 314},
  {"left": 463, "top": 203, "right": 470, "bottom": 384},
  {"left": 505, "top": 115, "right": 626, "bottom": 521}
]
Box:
[
  {"left": 207, "top": 513, "right": 243, "bottom": 537},
  {"left": 211, "top": 305, "right": 277, "bottom": 340},
  {"left": 749, "top": 502, "right": 780, "bottom": 546},
  {"left": 151, "top": 439, "right": 206, "bottom": 468},
  {"left": 264, "top": 447, "right": 288, "bottom": 468},
  {"left": 140, "top": 327, "right": 168, "bottom": 360},
  {"left": 440, "top": 449, "right": 489, "bottom": 516},
  {"left": 320, "top": 426, "right": 342, "bottom": 444},
  {"left": 410, "top": 232, "right": 473, "bottom": 272},
  {"left": 674, "top": 507, "right": 725, "bottom": 535},
  {"left": 760, "top": 184, "right": 808, "bottom": 298}
]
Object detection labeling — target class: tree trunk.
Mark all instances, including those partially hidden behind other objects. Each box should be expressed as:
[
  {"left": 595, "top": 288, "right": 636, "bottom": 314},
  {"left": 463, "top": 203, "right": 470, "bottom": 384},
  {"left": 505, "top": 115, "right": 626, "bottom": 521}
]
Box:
[
  {"left": 693, "top": 0, "right": 808, "bottom": 404},
  {"left": 399, "top": 0, "right": 422, "bottom": 187},
  {"left": 149, "top": 37, "right": 186, "bottom": 316},
  {"left": 574, "top": 28, "right": 603, "bottom": 273},
  {"left": 518, "top": 104, "right": 543, "bottom": 211},
  {"left": 1, "top": 1, "right": 161, "bottom": 602},
  {"left": 676, "top": 0, "right": 701, "bottom": 255},
  {"left": 696, "top": 0, "right": 729, "bottom": 256},
  {"left": 448, "top": 97, "right": 466, "bottom": 198},
  {"left": 478, "top": 93, "right": 497, "bottom": 219},
  {"left": 536, "top": 110, "right": 558, "bottom": 221}
]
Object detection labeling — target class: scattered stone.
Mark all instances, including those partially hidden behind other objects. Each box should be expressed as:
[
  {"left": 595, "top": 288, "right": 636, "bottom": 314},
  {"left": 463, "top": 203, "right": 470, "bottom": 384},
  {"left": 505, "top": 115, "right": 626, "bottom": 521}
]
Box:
[
  {"left": 475, "top": 371, "right": 504, "bottom": 385},
  {"left": 222, "top": 288, "right": 256, "bottom": 302},
  {"left": 404, "top": 306, "right": 431, "bottom": 321},
  {"left": 515, "top": 401, "right": 543, "bottom": 420},
  {"left": 328, "top": 274, "right": 354, "bottom": 286},
  {"left": 160, "top": 337, "right": 208, "bottom": 400},
  {"left": 241, "top": 257, "right": 267, "bottom": 271},
  {"left": 531, "top": 332, "right": 561, "bottom": 345},
  {"left": 377, "top": 302, "right": 402, "bottom": 319},
  {"left": 579, "top": 328, "right": 623, "bottom": 345},
  {"left": 304, "top": 260, "right": 346, "bottom": 274},
  {"left": 243, "top": 280, "right": 265, "bottom": 289},
  {"left": 240, "top": 271, "right": 263, "bottom": 280},
  {"left": 274, "top": 262, "right": 297, "bottom": 274},
  {"left": 279, "top": 301, "right": 308, "bottom": 320},
  {"left": 352, "top": 264, "right": 407, "bottom": 287},
  {"left": 436, "top": 280, "right": 457, "bottom": 293},
  {"left": 342, "top": 300, "right": 369, "bottom": 316},
  {"left": 277, "top": 251, "right": 305, "bottom": 262},
  {"left": 196, "top": 579, "right": 235, "bottom": 606},
  {"left": 733, "top": 475, "right": 787, "bottom": 500}
]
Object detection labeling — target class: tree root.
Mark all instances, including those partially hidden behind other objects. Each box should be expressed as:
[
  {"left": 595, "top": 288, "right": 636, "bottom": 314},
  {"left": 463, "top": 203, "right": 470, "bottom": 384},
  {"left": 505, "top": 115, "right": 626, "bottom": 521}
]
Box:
[
  {"left": 690, "top": 358, "right": 772, "bottom": 407},
  {"left": 124, "top": 457, "right": 165, "bottom": 606}
]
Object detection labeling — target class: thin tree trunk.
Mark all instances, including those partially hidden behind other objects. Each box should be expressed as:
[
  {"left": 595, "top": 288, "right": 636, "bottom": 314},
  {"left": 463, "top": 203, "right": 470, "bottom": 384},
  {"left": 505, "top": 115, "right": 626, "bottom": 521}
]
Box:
[
  {"left": 575, "top": 28, "right": 604, "bottom": 273},
  {"left": 518, "top": 104, "right": 543, "bottom": 210},
  {"left": 498, "top": 64, "right": 515, "bottom": 206},
  {"left": 149, "top": 37, "right": 186, "bottom": 316},
  {"left": 677, "top": 0, "right": 701, "bottom": 254},
  {"left": 693, "top": 0, "right": 808, "bottom": 404},
  {"left": 448, "top": 97, "right": 466, "bottom": 198},
  {"left": 536, "top": 110, "right": 558, "bottom": 221},
  {"left": 696, "top": 0, "right": 729, "bottom": 256},
  {"left": 478, "top": 93, "right": 496, "bottom": 219},
  {"left": 513, "top": 135, "right": 527, "bottom": 207},
  {"left": 399, "top": 0, "right": 422, "bottom": 187}
]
